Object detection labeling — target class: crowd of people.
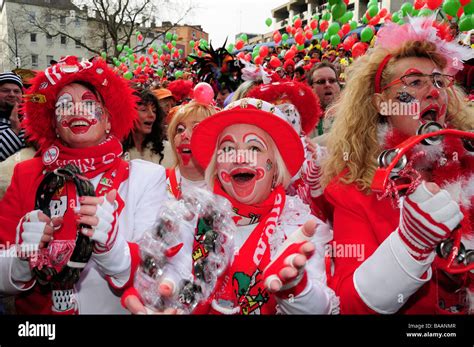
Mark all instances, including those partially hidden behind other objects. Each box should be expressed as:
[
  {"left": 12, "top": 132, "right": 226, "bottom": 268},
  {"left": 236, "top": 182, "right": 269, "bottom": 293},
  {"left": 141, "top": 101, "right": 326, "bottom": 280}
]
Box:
[{"left": 0, "top": 15, "right": 473, "bottom": 315}]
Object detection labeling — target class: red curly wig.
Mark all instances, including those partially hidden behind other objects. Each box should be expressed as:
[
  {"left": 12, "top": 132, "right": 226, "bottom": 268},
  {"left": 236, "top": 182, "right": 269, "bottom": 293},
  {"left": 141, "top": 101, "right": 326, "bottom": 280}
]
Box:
[
  {"left": 23, "top": 56, "right": 138, "bottom": 150},
  {"left": 247, "top": 81, "right": 322, "bottom": 135}
]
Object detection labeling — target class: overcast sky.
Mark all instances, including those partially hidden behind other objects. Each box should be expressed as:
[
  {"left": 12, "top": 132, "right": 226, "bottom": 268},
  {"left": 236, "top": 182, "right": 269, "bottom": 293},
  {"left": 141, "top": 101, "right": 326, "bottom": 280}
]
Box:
[{"left": 186, "top": 0, "right": 285, "bottom": 46}]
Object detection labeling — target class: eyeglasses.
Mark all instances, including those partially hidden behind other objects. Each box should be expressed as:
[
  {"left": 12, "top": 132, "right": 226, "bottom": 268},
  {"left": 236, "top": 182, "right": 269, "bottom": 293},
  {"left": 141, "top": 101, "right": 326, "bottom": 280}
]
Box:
[
  {"left": 313, "top": 78, "right": 338, "bottom": 86},
  {"left": 382, "top": 73, "right": 454, "bottom": 92}
]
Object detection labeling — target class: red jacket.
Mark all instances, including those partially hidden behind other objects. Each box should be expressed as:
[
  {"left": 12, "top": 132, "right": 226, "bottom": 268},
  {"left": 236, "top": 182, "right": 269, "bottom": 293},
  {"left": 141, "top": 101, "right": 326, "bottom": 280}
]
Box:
[{"left": 325, "top": 178, "right": 472, "bottom": 314}]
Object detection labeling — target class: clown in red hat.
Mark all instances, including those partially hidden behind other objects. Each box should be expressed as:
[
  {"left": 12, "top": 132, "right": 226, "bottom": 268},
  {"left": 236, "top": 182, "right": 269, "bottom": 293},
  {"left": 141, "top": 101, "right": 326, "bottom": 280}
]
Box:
[{"left": 0, "top": 56, "right": 168, "bottom": 314}]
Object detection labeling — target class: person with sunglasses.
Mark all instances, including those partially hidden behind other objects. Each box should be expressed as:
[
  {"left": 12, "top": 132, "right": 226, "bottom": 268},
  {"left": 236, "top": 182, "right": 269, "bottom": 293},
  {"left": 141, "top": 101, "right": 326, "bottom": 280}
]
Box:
[{"left": 322, "top": 16, "right": 474, "bottom": 314}]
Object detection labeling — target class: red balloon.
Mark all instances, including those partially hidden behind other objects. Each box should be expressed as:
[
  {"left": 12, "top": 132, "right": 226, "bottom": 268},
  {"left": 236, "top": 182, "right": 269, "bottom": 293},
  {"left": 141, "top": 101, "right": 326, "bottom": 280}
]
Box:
[
  {"left": 342, "top": 36, "right": 356, "bottom": 51},
  {"left": 284, "top": 49, "right": 295, "bottom": 60},
  {"left": 342, "top": 23, "right": 351, "bottom": 35},
  {"left": 273, "top": 32, "right": 282, "bottom": 43},
  {"left": 459, "top": 0, "right": 470, "bottom": 5},
  {"left": 245, "top": 53, "right": 252, "bottom": 62},
  {"left": 295, "top": 32, "right": 305, "bottom": 45},
  {"left": 236, "top": 51, "right": 245, "bottom": 60},
  {"left": 254, "top": 56, "right": 263, "bottom": 65},
  {"left": 304, "top": 24, "right": 310, "bottom": 32},
  {"left": 259, "top": 45, "right": 269, "bottom": 57},
  {"left": 425, "top": 0, "right": 442, "bottom": 10},
  {"left": 385, "top": 13, "right": 392, "bottom": 21},
  {"left": 321, "top": 39, "right": 328, "bottom": 49},
  {"left": 343, "top": 0, "right": 349, "bottom": 4},
  {"left": 139, "top": 56, "right": 145, "bottom": 63},
  {"left": 305, "top": 30, "right": 313, "bottom": 40},
  {"left": 338, "top": 30, "right": 344, "bottom": 38},
  {"left": 310, "top": 20, "right": 318, "bottom": 30},
  {"left": 365, "top": 11, "right": 372, "bottom": 20},
  {"left": 291, "top": 44, "right": 298, "bottom": 52},
  {"left": 286, "top": 25, "right": 292, "bottom": 33},
  {"left": 235, "top": 40, "right": 244, "bottom": 50},
  {"left": 167, "top": 42, "right": 173, "bottom": 50},
  {"left": 291, "top": 27, "right": 297, "bottom": 36},
  {"left": 368, "top": 16, "right": 380, "bottom": 26},
  {"left": 160, "top": 54, "right": 165, "bottom": 61},
  {"left": 457, "top": 6, "right": 463, "bottom": 18},
  {"left": 319, "top": 20, "right": 329, "bottom": 32},
  {"left": 147, "top": 47, "right": 154, "bottom": 55},
  {"left": 269, "top": 56, "right": 282, "bottom": 68},
  {"left": 414, "top": 0, "right": 426, "bottom": 9},
  {"left": 379, "top": 8, "right": 388, "bottom": 17},
  {"left": 294, "top": 18, "right": 302, "bottom": 29},
  {"left": 352, "top": 42, "right": 368, "bottom": 58}
]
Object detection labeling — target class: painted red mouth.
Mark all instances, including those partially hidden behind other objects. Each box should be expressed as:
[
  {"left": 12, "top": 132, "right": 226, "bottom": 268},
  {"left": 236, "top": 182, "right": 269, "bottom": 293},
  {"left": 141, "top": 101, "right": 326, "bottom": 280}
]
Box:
[
  {"left": 177, "top": 144, "right": 192, "bottom": 165},
  {"left": 61, "top": 117, "right": 97, "bottom": 134},
  {"left": 420, "top": 104, "right": 442, "bottom": 124},
  {"left": 220, "top": 167, "right": 265, "bottom": 198}
]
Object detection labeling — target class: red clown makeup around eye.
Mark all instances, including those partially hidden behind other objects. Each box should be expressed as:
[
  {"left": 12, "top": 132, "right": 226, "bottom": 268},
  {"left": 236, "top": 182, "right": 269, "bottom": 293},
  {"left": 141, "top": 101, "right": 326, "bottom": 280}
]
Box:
[
  {"left": 403, "top": 68, "right": 423, "bottom": 75},
  {"left": 81, "top": 91, "right": 99, "bottom": 101}
]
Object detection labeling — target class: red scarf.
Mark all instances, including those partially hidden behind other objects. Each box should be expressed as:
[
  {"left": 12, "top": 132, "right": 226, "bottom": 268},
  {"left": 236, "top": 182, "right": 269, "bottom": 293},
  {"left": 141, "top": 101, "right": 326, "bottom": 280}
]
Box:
[
  {"left": 193, "top": 181, "right": 286, "bottom": 315},
  {"left": 30, "top": 136, "right": 129, "bottom": 314}
]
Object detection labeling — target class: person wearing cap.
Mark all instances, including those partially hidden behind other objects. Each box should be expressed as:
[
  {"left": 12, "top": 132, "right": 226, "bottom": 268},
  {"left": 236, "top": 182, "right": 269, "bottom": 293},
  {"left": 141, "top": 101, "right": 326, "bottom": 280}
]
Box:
[
  {"left": 123, "top": 98, "right": 338, "bottom": 315},
  {"left": 0, "top": 72, "right": 24, "bottom": 162},
  {"left": 322, "top": 17, "right": 473, "bottom": 314},
  {"left": 0, "top": 56, "right": 168, "bottom": 314},
  {"left": 152, "top": 88, "right": 176, "bottom": 116}
]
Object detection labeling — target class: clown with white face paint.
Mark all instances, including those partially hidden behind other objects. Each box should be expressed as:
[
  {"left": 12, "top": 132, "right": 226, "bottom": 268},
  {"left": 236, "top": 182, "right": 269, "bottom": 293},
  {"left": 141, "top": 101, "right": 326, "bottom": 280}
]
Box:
[
  {"left": 247, "top": 81, "right": 331, "bottom": 222},
  {"left": 0, "top": 56, "right": 168, "bottom": 314},
  {"left": 122, "top": 98, "right": 338, "bottom": 315}
]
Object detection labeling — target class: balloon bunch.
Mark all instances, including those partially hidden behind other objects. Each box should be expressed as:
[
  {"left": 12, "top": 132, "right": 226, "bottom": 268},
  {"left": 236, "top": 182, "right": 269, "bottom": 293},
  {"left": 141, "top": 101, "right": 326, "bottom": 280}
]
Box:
[{"left": 134, "top": 187, "right": 236, "bottom": 314}]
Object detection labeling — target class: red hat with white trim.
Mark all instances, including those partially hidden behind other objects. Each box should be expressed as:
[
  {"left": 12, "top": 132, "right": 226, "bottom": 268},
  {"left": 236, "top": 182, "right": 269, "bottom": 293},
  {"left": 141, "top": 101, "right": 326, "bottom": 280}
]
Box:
[{"left": 191, "top": 97, "right": 304, "bottom": 176}]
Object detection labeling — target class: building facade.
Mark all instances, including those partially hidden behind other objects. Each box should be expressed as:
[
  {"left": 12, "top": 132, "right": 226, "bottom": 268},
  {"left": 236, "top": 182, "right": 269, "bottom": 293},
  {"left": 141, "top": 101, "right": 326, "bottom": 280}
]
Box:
[{"left": 0, "top": 0, "right": 93, "bottom": 71}]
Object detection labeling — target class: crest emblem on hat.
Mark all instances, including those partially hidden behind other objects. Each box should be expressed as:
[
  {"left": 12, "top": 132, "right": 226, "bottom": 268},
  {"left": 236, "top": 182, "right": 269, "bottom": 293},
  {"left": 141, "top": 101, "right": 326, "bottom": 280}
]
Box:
[
  {"left": 60, "top": 65, "right": 79, "bottom": 73},
  {"left": 42, "top": 146, "right": 60, "bottom": 166}
]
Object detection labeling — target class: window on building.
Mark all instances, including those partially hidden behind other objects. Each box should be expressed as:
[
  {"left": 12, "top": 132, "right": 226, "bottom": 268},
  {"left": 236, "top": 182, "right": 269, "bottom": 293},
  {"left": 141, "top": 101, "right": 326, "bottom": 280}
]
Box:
[
  {"left": 46, "top": 34, "right": 53, "bottom": 44},
  {"left": 75, "top": 38, "right": 81, "bottom": 48},
  {"left": 75, "top": 17, "right": 81, "bottom": 27},
  {"left": 60, "top": 15, "right": 66, "bottom": 25},
  {"left": 46, "top": 55, "right": 54, "bottom": 66},
  {"left": 60, "top": 35, "right": 67, "bottom": 45},
  {"left": 45, "top": 13, "right": 52, "bottom": 22},
  {"left": 31, "top": 54, "right": 38, "bottom": 67},
  {"left": 30, "top": 33, "right": 37, "bottom": 43}
]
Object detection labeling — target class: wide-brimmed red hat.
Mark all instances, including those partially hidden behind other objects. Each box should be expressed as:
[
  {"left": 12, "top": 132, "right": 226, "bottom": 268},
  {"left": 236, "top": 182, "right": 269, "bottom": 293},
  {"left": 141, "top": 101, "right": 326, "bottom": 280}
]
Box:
[
  {"left": 247, "top": 81, "right": 321, "bottom": 135},
  {"left": 23, "top": 56, "right": 138, "bottom": 149},
  {"left": 191, "top": 98, "right": 304, "bottom": 176}
]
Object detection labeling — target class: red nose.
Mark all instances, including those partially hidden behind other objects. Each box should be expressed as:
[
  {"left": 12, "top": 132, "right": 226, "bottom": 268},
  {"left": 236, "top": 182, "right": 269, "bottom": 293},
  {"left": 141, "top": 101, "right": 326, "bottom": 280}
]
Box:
[{"left": 429, "top": 89, "right": 440, "bottom": 98}]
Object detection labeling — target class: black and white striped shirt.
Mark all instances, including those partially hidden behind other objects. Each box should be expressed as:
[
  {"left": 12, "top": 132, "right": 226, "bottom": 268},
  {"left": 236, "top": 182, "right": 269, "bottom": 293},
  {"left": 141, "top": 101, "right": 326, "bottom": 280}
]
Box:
[{"left": 0, "top": 117, "right": 25, "bottom": 162}]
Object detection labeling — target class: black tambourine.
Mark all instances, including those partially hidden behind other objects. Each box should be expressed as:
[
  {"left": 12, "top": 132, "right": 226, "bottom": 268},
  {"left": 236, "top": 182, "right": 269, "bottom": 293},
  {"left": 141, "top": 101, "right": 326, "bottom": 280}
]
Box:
[{"left": 33, "top": 164, "right": 95, "bottom": 288}]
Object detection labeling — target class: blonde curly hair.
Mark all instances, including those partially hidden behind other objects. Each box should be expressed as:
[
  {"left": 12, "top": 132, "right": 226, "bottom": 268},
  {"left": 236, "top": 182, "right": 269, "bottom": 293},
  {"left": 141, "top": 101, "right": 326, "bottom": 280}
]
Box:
[{"left": 322, "top": 40, "right": 474, "bottom": 192}]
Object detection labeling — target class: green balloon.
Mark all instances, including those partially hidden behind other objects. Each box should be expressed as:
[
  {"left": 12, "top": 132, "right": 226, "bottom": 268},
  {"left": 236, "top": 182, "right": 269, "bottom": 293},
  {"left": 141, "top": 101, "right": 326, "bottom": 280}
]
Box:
[
  {"left": 392, "top": 12, "right": 400, "bottom": 22},
  {"left": 419, "top": 8, "right": 432, "bottom": 16},
  {"left": 328, "top": 22, "right": 340, "bottom": 35},
  {"left": 124, "top": 45, "right": 129, "bottom": 51},
  {"left": 332, "top": 3, "right": 347, "bottom": 19},
  {"left": 116, "top": 44, "right": 123, "bottom": 52},
  {"left": 282, "top": 33, "right": 289, "bottom": 41},
  {"left": 165, "top": 32, "right": 172, "bottom": 41},
  {"left": 156, "top": 68, "right": 163, "bottom": 77},
  {"left": 157, "top": 49, "right": 163, "bottom": 55},
  {"left": 252, "top": 51, "right": 258, "bottom": 59},
  {"left": 100, "top": 52, "right": 106, "bottom": 59},
  {"left": 227, "top": 43, "right": 234, "bottom": 51},
  {"left": 312, "top": 14, "right": 320, "bottom": 20},
  {"left": 328, "top": 0, "right": 338, "bottom": 6},
  {"left": 178, "top": 49, "right": 183, "bottom": 55},
  {"left": 171, "top": 40, "right": 177, "bottom": 47},
  {"left": 123, "top": 71, "right": 133, "bottom": 80},
  {"left": 265, "top": 18, "right": 272, "bottom": 27},
  {"left": 240, "top": 33, "right": 248, "bottom": 42},
  {"left": 350, "top": 21, "right": 357, "bottom": 30},
  {"left": 323, "top": 32, "right": 331, "bottom": 41},
  {"left": 297, "top": 44, "right": 305, "bottom": 51},
  {"left": 173, "top": 34, "right": 178, "bottom": 41},
  {"left": 293, "top": 15, "right": 299, "bottom": 22},
  {"left": 368, "top": 5, "right": 379, "bottom": 18},
  {"left": 313, "top": 28, "right": 319, "bottom": 34},
  {"left": 322, "top": 12, "right": 331, "bottom": 21},
  {"left": 401, "top": 2, "right": 414, "bottom": 16},
  {"left": 340, "top": 11, "right": 352, "bottom": 23},
  {"left": 174, "top": 70, "right": 183, "bottom": 78},
  {"left": 464, "top": 1, "right": 474, "bottom": 15},
  {"left": 412, "top": 9, "right": 420, "bottom": 16},
  {"left": 362, "top": 16, "right": 369, "bottom": 24},
  {"left": 330, "top": 34, "right": 341, "bottom": 46},
  {"left": 397, "top": 19, "right": 405, "bottom": 25},
  {"left": 360, "top": 26, "right": 374, "bottom": 42},
  {"left": 163, "top": 44, "right": 169, "bottom": 52},
  {"left": 442, "top": 0, "right": 461, "bottom": 17},
  {"left": 189, "top": 40, "right": 195, "bottom": 48}
]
